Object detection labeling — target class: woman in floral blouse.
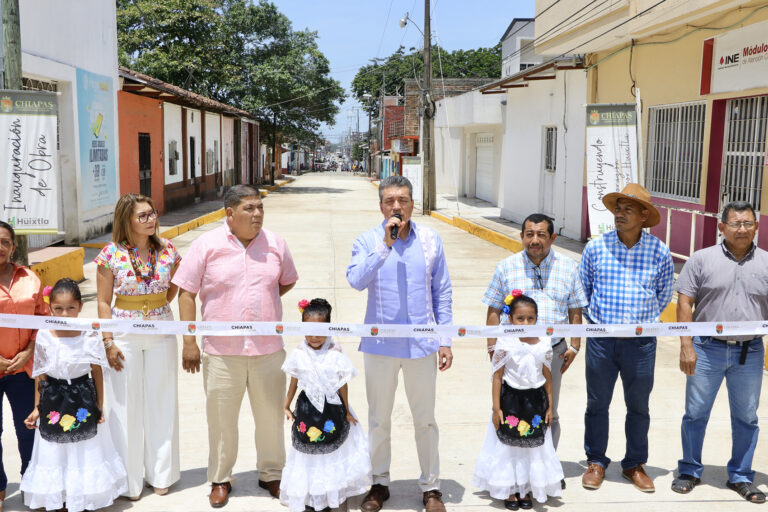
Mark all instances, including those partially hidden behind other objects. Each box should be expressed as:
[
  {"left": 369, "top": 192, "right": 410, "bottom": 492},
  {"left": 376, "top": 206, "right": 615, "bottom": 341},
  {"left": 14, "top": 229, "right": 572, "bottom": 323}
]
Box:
[{"left": 95, "top": 194, "right": 181, "bottom": 500}]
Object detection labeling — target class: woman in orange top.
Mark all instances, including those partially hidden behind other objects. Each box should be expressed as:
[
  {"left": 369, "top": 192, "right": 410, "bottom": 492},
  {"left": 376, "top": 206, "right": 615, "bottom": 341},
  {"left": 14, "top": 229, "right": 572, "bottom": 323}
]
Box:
[{"left": 0, "top": 221, "right": 47, "bottom": 509}]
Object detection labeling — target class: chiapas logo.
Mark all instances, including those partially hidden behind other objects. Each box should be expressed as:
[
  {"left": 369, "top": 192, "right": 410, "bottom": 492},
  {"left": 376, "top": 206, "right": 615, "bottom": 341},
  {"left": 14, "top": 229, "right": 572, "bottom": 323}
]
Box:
[
  {"left": 1, "top": 97, "right": 12, "bottom": 113},
  {"left": 457, "top": 327, "right": 466, "bottom": 337},
  {"left": 635, "top": 326, "right": 643, "bottom": 336},
  {"left": 370, "top": 326, "right": 379, "bottom": 336},
  {"left": 187, "top": 323, "right": 196, "bottom": 334},
  {"left": 716, "top": 324, "right": 724, "bottom": 335},
  {"left": 546, "top": 326, "right": 554, "bottom": 336},
  {"left": 91, "top": 322, "right": 100, "bottom": 330},
  {"left": 275, "top": 324, "right": 284, "bottom": 334},
  {"left": 589, "top": 110, "right": 600, "bottom": 125}
]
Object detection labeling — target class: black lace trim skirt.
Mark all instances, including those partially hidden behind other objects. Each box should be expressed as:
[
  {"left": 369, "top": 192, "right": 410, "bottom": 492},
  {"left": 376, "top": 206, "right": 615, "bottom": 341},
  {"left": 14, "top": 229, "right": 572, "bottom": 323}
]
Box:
[
  {"left": 291, "top": 391, "right": 350, "bottom": 455},
  {"left": 38, "top": 374, "right": 101, "bottom": 444},
  {"left": 496, "top": 382, "right": 548, "bottom": 448}
]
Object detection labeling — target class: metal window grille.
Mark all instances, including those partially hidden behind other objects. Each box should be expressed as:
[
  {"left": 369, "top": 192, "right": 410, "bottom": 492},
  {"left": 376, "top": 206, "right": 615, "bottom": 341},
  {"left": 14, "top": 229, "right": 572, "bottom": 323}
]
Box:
[
  {"left": 645, "top": 102, "right": 705, "bottom": 202},
  {"left": 544, "top": 127, "right": 557, "bottom": 172},
  {"left": 720, "top": 95, "right": 768, "bottom": 212}
]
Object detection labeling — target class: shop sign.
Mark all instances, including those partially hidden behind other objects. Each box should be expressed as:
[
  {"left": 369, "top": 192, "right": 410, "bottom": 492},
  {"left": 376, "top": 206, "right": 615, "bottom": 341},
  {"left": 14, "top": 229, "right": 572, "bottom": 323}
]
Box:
[
  {"left": 392, "top": 138, "right": 414, "bottom": 154},
  {"left": 702, "top": 20, "right": 768, "bottom": 95}
]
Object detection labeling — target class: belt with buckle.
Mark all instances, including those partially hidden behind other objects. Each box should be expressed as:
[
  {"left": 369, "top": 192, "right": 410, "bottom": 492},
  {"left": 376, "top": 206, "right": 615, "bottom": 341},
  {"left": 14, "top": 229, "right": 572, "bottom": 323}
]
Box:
[
  {"left": 113, "top": 292, "right": 167, "bottom": 318},
  {"left": 711, "top": 337, "right": 752, "bottom": 365}
]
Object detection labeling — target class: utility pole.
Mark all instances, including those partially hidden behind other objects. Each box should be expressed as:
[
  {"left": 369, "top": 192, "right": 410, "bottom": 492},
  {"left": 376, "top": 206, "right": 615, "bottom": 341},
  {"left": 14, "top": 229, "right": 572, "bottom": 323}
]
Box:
[
  {"left": 421, "top": 0, "right": 435, "bottom": 213},
  {"left": 2, "top": 0, "right": 28, "bottom": 265}
]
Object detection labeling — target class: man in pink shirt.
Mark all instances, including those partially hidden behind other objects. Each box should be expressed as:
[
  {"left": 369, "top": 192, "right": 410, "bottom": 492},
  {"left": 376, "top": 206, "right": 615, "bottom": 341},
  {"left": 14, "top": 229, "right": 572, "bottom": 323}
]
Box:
[{"left": 172, "top": 184, "right": 298, "bottom": 508}]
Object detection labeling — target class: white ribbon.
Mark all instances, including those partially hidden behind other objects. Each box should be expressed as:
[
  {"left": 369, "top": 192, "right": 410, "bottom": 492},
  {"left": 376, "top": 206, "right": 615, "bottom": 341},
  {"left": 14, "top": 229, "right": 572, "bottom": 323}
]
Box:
[{"left": 5, "top": 313, "right": 768, "bottom": 339}]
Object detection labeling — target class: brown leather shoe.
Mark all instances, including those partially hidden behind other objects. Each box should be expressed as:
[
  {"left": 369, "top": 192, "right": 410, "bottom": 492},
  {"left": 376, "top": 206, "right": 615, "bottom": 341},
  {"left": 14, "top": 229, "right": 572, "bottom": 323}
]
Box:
[
  {"left": 622, "top": 465, "right": 655, "bottom": 492},
  {"left": 582, "top": 463, "right": 605, "bottom": 489},
  {"left": 361, "top": 484, "right": 390, "bottom": 512},
  {"left": 258, "top": 479, "right": 280, "bottom": 498},
  {"left": 423, "top": 490, "right": 446, "bottom": 512},
  {"left": 209, "top": 482, "right": 231, "bottom": 508}
]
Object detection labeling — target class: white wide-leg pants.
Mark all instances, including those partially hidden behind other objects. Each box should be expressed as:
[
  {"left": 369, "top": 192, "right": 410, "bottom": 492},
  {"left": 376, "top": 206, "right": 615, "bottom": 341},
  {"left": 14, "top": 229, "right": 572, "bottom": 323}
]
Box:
[{"left": 106, "top": 332, "right": 180, "bottom": 497}]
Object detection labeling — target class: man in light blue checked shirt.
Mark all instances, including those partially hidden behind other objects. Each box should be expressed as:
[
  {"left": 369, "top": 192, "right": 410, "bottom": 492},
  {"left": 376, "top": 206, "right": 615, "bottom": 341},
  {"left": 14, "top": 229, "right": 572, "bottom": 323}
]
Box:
[
  {"left": 578, "top": 184, "right": 674, "bottom": 494},
  {"left": 483, "top": 213, "right": 587, "bottom": 463}
]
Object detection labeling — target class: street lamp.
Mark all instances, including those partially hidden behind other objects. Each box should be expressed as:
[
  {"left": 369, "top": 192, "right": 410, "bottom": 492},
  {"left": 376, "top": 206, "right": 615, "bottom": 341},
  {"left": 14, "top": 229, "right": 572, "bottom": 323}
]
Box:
[{"left": 398, "top": 5, "right": 435, "bottom": 213}]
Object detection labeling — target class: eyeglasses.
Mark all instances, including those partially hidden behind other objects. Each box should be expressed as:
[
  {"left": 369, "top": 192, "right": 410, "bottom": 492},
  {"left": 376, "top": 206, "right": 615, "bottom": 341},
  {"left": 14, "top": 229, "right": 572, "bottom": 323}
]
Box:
[
  {"left": 0, "top": 239, "right": 13, "bottom": 249},
  {"left": 532, "top": 266, "right": 543, "bottom": 290},
  {"left": 136, "top": 211, "right": 158, "bottom": 224},
  {"left": 726, "top": 221, "right": 756, "bottom": 230}
]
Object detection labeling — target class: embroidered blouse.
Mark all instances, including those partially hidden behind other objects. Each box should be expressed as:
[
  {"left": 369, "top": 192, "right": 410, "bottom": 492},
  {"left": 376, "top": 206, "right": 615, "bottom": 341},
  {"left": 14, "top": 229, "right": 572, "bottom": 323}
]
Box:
[
  {"left": 491, "top": 336, "right": 553, "bottom": 390},
  {"left": 33, "top": 330, "right": 109, "bottom": 382},
  {"left": 281, "top": 338, "right": 358, "bottom": 413},
  {"left": 94, "top": 239, "right": 181, "bottom": 319}
]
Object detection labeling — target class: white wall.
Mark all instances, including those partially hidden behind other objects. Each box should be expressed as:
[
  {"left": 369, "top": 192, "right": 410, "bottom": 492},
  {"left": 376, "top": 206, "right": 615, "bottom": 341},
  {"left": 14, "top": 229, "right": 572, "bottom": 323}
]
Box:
[
  {"left": 434, "top": 90, "right": 505, "bottom": 202},
  {"left": 185, "top": 109, "right": 202, "bottom": 179},
  {"left": 499, "top": 69, "right": 587, "bottom": 239},
  {"left": 20, "top": 0, "right": 119, "bottom": 243},
  {"left": 163, "top": 102, "right": 183, "bottom": 185},
  {"left": 204, "top": 112, "right": 221, "bottom": 176}
]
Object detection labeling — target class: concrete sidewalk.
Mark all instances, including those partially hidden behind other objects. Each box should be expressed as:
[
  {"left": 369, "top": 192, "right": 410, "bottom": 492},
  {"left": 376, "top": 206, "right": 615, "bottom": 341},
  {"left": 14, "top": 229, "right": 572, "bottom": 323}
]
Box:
[{"left": 1, "top": 173, "right": 766, "bottom": 512}]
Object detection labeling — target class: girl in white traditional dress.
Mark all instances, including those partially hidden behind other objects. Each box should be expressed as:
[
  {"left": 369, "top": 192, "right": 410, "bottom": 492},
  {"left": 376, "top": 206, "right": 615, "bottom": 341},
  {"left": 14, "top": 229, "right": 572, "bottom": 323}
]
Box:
[
  {"left": 473, "top": 290, "right": 563, "bottom": 510},
  {"left": 20, "top": 278, "right": 127, "bottom": 512},
  {"left": 280, "top": 298, "right": 371, "bottom": 512}
]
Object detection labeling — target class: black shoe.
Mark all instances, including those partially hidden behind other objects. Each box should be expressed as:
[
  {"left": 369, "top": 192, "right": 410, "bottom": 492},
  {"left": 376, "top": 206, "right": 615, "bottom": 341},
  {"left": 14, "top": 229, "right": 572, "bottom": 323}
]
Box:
[{"left": 561, "top": 478, "right": 566, "bottom": 490}]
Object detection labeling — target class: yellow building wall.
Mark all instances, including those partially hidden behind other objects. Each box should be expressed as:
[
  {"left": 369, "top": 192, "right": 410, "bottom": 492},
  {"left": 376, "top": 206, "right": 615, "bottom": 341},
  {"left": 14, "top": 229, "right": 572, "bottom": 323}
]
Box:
[{"left": 585, "top": 5, "right": 768, "bottom": 207}]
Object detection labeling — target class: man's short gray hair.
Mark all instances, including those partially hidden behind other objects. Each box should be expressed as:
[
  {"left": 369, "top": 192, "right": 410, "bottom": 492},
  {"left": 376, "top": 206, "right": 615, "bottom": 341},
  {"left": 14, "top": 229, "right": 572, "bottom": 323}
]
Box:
[
  {"left": 378, "top": 175, "right": 413, "bottom": 202},
  {"left": 224, "top": 184, "right": 261, "bottom": 209}
]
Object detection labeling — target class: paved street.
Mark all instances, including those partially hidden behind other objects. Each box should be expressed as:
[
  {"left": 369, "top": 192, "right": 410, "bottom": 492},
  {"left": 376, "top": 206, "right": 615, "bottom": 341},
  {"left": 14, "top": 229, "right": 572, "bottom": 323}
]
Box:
[{"left": 3, "top": 173, "right": 767, "bottom": 511}]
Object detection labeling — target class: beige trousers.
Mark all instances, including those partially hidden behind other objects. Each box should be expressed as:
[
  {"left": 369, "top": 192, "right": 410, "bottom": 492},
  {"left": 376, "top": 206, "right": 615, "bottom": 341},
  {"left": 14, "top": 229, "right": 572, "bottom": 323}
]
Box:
[
  {"left": 364, "top": 352, "right": 439, "bottom": 492},
  {"left": 202, "top": 350, "right": 286, "bottom": 484}
]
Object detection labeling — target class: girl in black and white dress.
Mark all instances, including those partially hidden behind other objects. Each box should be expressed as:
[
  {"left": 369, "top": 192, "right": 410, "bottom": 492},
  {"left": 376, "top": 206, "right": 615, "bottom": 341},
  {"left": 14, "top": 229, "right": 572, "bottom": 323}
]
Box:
[{"left": 280, "top": 298, "right": 371, "bottom": 512}]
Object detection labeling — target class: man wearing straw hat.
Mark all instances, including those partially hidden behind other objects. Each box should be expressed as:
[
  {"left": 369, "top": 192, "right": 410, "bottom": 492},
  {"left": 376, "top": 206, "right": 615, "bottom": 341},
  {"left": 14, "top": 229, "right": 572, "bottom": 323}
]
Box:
[{"left": 578, "top": 183, "right": 674, "bottom": 493}]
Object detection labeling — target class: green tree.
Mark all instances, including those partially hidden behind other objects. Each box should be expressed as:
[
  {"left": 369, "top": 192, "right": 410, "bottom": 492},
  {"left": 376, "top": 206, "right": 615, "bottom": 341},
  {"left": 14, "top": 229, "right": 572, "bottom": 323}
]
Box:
[
  {"left": 117, "top": 0, "right": 344, "bottom": 164},
  {"left": 351, "top": 44, "right": 501, "bottom": 115}
]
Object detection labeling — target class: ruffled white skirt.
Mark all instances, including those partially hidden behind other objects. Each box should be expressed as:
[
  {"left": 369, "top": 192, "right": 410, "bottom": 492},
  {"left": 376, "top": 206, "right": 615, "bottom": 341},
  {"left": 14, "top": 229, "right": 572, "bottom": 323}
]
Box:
[
  {"left": 473, "top": 415, "right": 563, "bottom": 503},
  {"left": 20, "top": 424, "right": 128, "bottom": 512},
  {"left": 280, "top": 420, "right": 372, "bottom": 512}
]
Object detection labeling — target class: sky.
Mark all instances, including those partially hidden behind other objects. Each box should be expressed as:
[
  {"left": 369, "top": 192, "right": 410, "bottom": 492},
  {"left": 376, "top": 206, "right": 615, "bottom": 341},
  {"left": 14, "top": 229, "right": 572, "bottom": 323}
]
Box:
[{"left": 274, "top": 0, "right": 536, "bottom": 143}]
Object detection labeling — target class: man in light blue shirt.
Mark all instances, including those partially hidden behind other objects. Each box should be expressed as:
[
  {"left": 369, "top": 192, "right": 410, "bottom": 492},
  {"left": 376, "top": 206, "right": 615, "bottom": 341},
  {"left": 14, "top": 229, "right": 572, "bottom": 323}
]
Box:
[{"left": 347, "top": 175, "right": 452, "bottom": 512}]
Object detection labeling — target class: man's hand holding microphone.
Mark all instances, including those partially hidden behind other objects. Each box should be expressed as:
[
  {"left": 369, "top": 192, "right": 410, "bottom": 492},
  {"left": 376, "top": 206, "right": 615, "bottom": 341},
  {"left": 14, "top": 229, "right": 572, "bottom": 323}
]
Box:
[{"left": 384, "top": 213, "right": 403, "bottom": 248}]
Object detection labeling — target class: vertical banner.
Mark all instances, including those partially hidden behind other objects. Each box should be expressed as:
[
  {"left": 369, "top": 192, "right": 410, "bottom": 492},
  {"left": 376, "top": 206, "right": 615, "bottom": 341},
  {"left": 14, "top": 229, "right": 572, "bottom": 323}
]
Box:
[
  {"left": 401, "top": 156, "right": 423, "bottom": 209},
  {"left": 585, "top": 104, "right": 638, "bottom": 236},
  {"left": 0, "top": 90, "right": 59, "bottom": 234},
  {"left": 76, "top": 68, "right": 117, "bottom": 210}
]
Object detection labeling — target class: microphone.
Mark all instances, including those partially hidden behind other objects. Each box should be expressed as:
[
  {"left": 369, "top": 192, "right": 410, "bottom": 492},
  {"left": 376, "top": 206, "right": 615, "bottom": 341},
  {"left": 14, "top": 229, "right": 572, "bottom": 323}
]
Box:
[{"left": 390, "top": 213, "right": 402, "bottom": 240}]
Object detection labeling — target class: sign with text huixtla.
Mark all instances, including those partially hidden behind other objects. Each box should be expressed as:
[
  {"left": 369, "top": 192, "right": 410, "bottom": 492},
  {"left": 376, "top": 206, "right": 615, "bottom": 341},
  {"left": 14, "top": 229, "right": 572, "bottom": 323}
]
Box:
[
  {"left": 0, "top": 90, "right": 59, "bottom": 234},
  {"left": 585, "top": 104, "right": 638, "bottom": 236}
]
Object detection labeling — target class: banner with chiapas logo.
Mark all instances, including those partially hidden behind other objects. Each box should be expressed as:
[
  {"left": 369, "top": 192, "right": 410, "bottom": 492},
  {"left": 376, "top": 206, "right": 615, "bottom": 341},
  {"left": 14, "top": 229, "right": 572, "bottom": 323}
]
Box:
[{"left": 0, "top": 90, "right": 59, "bottom": 234}]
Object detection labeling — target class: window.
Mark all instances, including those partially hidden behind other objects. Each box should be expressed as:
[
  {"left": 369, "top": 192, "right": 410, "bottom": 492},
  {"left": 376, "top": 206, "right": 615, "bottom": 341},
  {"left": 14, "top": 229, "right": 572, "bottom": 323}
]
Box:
[
  {"left": 544, "top": 127, "right": 557, "bottom": 172},
  {"left": 720, "top": 95, "right": 768, "bottom": 211},
  {"left": 168, "top": 140, "right": 179, "bottom": 175},
  {"left": 519, "top": 63, "right": 536, "bottom": 71},
  {"left": 645, "top": 102, "right": 706, "bottom": 202}
]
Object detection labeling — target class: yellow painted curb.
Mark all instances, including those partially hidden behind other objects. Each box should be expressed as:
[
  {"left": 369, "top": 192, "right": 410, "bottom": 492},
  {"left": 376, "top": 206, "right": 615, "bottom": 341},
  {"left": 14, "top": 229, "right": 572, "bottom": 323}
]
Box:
[
  {"left": 31, "top": 248, "right": 85, "bottom": 287},
  {"left": 265, "top": 177, "right": 295, "bottom": 192},
  {"left": 430, "top": 212, "right": 523, "bottom": 253}
]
